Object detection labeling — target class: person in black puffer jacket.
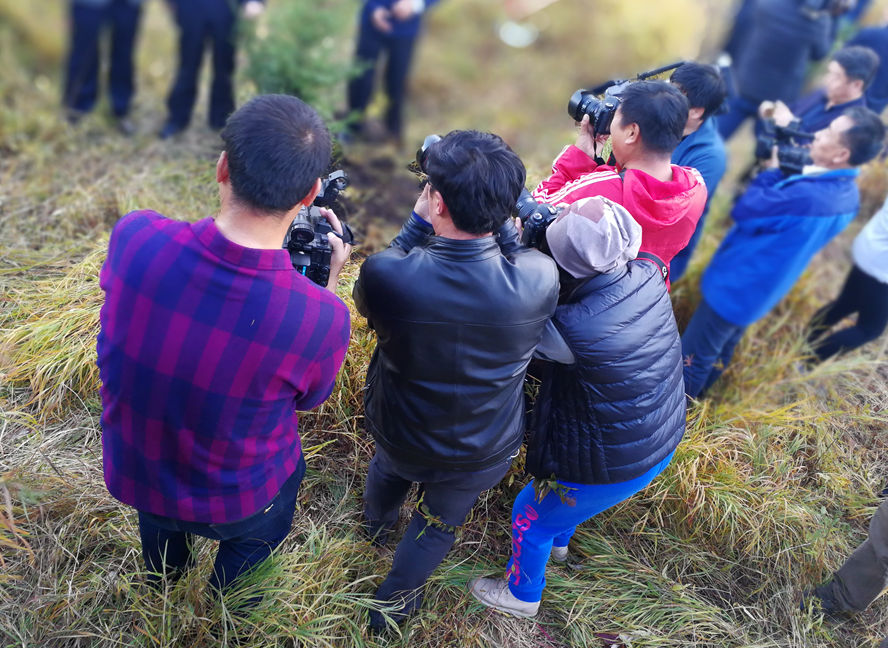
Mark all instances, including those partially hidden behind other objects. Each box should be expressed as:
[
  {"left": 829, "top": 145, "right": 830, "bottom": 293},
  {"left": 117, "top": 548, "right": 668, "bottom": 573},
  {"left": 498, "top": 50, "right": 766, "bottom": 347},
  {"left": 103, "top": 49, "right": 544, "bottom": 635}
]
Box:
[{"left": 470, "top": 195, "right": 686, "bottom": 618}]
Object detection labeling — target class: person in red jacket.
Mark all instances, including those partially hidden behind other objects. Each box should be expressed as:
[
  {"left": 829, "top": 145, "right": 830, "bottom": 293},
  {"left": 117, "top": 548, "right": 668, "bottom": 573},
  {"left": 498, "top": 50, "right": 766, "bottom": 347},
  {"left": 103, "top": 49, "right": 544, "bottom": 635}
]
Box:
[{"left": 533, "top": 80, "right": 707, "bottom": 288}]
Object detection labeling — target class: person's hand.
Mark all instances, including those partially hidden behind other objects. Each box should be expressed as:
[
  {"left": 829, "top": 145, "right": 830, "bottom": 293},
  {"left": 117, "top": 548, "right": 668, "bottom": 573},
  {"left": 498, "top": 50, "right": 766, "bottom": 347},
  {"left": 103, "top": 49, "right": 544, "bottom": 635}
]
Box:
[
  {"left": 319, "top": 208, "right": 353, "bottom": 292},
  {"left": 413, "top": 183, "right": 432, "bottom": 223},
  {"left": 763, "top": 145, "right": 780, "bottom": 169},
  {"left": 372, "top": 7, "right": 394, "bottom": 33},
  {"left": 771, "top": 101, "right": 796, "bottom": 128},
  {"left": 391, "top": 0, "right": 417, "bottom": 21},
  {"left": 574, "top": 114, "right": 608, "bottom": 160},
  {"left": 758, "top": 100, "right": 776, "bottom": 120},
  {"left": 243, "top": 0, "right": 264, "bottom": 19}
]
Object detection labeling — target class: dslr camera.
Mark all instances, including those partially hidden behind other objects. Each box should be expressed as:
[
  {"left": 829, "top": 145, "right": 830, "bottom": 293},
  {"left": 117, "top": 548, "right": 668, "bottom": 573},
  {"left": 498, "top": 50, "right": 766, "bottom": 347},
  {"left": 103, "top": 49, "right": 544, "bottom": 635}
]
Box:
[
  {"left": 283, "top": 170, "right": 355, "bottom": 287},
  {"left": 567, "top": 61, "right": 685, "bottom": 137},
  {"left": 755, "top": 119, "right": 814, "bottom": 176}
]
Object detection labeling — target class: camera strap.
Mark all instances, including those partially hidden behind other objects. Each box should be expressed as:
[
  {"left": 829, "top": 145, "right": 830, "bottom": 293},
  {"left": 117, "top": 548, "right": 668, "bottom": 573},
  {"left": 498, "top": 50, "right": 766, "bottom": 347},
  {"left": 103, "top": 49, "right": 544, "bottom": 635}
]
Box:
[{"left": 635, "top": 251, "right": 668, "bottom": 283}]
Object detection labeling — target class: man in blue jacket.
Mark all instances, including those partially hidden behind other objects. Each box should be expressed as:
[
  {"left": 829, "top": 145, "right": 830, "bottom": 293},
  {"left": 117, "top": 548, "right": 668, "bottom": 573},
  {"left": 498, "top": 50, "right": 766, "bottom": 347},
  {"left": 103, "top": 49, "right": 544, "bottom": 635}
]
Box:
[
  {"left": 682, "top": 107, "right": 885, "bottom": 398},
  {"left": 64, "top": 0, "right": 145, "bottom": 133},
  {"left": 160, "top": 0, "right": 264, "bottom": 138},
  {"left": 669, "top": 62, "right": 728, "bottom": 283},
  {"left": 346, "top": 0, "right": 439, "bottom": 144}
]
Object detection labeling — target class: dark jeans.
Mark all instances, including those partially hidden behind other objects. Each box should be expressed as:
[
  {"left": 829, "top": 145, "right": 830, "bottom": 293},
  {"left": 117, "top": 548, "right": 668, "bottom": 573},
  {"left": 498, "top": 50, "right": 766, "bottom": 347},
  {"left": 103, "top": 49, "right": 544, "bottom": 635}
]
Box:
[
  {"left": 681, "top": 298, "right": 747, "bottom": 398},
  {"left": 137, "top": 456, "right": 305, "bottom": 603},
  {"left": 346, "top": 23, "right": 417, "bottom": 138},
  {"left": 165, "top": 0, "right": 237, "bottom": 130},
  {"left": 363, "top": 445, "right": 512, "bottom": 623},
  {"left": 716, "top": 94, "right": 760, "bottom": 140},
  {"left": 807, "top": 264, "right": 888, "bottom": 361},
  {"left": 64, "top": 0, "right": 142, "bottom": 117}
]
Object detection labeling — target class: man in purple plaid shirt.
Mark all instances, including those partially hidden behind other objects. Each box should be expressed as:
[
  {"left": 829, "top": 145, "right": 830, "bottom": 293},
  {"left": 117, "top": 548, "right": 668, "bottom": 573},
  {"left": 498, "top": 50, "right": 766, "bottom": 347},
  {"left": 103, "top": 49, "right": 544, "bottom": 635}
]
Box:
[{"left": 97, "top": 94, "right": 351, "bottom": 604}]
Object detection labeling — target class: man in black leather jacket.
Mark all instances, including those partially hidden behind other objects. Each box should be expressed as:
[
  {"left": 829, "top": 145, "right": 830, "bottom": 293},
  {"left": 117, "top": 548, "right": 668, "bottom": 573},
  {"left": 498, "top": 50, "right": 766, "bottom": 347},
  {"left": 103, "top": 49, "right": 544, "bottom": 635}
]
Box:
[{"left": 352, "top": 130, "right": 560, "bottom": 631}]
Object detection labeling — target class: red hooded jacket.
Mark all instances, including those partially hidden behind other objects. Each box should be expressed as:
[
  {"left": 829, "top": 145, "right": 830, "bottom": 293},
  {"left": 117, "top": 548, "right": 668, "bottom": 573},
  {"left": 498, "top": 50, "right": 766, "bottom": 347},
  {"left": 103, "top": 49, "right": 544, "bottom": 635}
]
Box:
[{"left": 533, "top": 145, "right": 708, "bottom": 289}]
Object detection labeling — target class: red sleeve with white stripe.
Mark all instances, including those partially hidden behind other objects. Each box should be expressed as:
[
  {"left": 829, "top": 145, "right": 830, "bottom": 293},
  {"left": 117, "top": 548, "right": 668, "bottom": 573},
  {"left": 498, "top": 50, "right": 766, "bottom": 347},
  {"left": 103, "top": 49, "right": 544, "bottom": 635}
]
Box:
[{"left": 532, "top": 145, "right": 622, "bottom": 207}]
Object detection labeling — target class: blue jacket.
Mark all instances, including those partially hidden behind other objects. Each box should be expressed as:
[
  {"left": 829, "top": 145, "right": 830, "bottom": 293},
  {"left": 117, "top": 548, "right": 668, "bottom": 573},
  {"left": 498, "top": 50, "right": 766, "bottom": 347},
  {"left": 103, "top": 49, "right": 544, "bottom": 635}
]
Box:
[
  {"left": 848, "top": 27, "right": 888, "bottom": 114},
  {"left": 734, "top": 0, "right": 832, "bottom": 103},
  {"left": 361, "top": 0, "right": 440, "bottom": 38},
  {"left": 672, "top": 118, "right": 727, "bottom": 224},
  {"left": 525, "top": 262, "right": 686, "bottom": 485},
  {"left": 791, "top": 88, "right": 866, "bottom": 133},
  {"left": 702, "top": 168, "right": 859, "bottom": 326}
]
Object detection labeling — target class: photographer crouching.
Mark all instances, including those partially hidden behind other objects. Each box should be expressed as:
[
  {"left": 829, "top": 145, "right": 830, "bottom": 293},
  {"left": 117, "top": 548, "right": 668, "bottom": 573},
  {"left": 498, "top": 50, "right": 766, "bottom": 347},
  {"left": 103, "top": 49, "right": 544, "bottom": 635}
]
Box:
[
  {"left": 533, "top": 80, "right": 707, "bottom": 289},
  {"left": 682, "top": 107, "right": 886, "bottom": 399}
]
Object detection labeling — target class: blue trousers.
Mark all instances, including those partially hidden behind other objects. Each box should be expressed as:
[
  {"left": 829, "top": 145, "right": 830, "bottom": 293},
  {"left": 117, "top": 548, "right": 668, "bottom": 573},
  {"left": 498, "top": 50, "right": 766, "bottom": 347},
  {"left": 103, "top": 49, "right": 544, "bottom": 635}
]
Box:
[
  {"left": 137, "top": 455, "right": 305, "bottom": 604},
  {"left": 716, "top": 94, "right": 760, "bottom": 140},
  {"left": 346, "top": 22, "right": 417, "bottom": 138},
  {"left": 165, "top": 0, "right": 237, "bottom": 130},
  {"left": 64, "top": 0, "right": 142, "bottom": 117},
  {"left": 506, "top": 451, "right": 675, "bottom": 602},
  {"left": 364, "top": 446, "right": 512, "bottom": 622},
  {"left": 681, "top": 298, "right": 747, "bottom": 398}
]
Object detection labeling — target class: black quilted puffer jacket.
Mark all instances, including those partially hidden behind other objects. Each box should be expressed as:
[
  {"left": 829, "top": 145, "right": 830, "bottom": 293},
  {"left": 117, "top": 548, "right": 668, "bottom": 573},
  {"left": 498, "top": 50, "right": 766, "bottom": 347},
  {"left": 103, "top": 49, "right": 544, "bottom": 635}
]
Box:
[{"left": 525, "top": 260, "right": 686, "bottom": 484}]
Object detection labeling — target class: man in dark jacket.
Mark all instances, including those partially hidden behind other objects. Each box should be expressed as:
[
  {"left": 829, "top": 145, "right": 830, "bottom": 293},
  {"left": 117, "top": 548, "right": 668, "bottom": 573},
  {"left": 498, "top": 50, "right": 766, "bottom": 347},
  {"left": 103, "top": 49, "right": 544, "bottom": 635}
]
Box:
[
  {"left": 682, "top": 107, "right": 886, "bottom": 398},
  {"left": 669, "top": 62, "right": 729, "bottom": 283},
  {"left": 347, "top": 0, "right": 440, "bottom": 143},
  {"left": 848, "top": 20, "right": 888, "bottom": 113},
  {"left": 469, "top": 196, "right": 685, "bottom": 617},
  {"left": 64, "top": 0, "right": 145, "bottom": 133},
  {"left": 353, "top": 130, "right": 560, "bottom": 630},
  {"left": 160, "top": 0, "right": 265, "bottom": 138},
  {"left": 718, "top": 0, "right": 832, "bottom": 140}
]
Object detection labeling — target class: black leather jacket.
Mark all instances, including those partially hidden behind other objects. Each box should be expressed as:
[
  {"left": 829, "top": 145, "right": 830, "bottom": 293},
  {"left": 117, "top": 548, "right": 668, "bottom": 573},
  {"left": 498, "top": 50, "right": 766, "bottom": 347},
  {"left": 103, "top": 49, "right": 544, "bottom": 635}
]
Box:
[{"left": 353, "top": 215, "right": 560, "bottom": 471}]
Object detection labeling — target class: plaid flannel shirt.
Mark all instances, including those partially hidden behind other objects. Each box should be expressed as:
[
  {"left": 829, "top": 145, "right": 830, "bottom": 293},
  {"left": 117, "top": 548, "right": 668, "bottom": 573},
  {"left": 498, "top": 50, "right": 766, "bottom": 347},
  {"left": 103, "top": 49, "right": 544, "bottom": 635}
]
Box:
[{"left": 98, "top": 211, "right": 350, "bottom": 523}]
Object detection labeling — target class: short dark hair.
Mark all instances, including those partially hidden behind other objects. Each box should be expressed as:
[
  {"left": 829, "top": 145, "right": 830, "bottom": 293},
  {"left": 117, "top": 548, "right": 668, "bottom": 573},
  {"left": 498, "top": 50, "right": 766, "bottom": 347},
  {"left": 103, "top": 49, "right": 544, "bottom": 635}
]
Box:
[
  {"left": 840, "top": 106, "right": 886, "bottom": 165},
  {"left": 670, "top": 62, "right": 727, "bottom": 120},
  {"left": 221, "top": 94, "right": 331, "bottom": 213},
  {"left": 424, "top": 130, "right": 526, "bottom": 234},
  {"left": 616, "top": 80, "right": 689, "bottom": 155},
  {"left": 832, "top": 46, "right": 880, "bottom": 90}
]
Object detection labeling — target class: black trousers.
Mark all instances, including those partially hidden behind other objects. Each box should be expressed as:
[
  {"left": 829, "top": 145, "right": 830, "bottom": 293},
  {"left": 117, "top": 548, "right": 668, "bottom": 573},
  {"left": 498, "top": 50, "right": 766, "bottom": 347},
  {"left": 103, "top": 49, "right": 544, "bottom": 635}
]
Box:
[
  {"left": 808, "top": 264, "right": 888, "bottom": 361},
  {"left": 363, "top": 445, "right": 511, "bottom": 622},
  {"left": 346, "top": 23, "right": 417, "bottom": 138},
  {"left": 64, "top": 0, "right": 142, "bottom": 117},
  {"left": 165, "top": 0, "right": 237, "bottom": 130}
]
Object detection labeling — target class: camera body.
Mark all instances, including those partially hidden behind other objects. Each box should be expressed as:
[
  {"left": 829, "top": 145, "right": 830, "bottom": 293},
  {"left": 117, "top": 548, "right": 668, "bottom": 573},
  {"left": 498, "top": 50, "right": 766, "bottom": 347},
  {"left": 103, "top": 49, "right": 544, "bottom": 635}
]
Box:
[
  {"left": 755, "top": 119, "right": 814, "bottom": 176},
  {"left": 801, "top": 0, "right": 854, "bottom": 15},
  {"left": 515, "top": 188, "right": 559, "bottom": 249},
  {"left": 283, "top": 170, "right": 354, "bottom": 287}
]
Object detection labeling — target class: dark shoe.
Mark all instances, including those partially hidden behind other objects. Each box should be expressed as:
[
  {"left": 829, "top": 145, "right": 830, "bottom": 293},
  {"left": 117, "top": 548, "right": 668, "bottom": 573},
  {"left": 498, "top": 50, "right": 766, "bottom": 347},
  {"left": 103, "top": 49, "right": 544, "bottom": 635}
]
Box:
[
  {"left": 800, "top": 585, "right": 844, "bottom": 620},
  {"left": 115, "top": 117, "right": 136, "bottom": 137},
  {"left": 159, "top": 122, "right": 185, "bottom": 139},
  {"left": 64, "top": 108, "right": 86, "bottom": 125}
]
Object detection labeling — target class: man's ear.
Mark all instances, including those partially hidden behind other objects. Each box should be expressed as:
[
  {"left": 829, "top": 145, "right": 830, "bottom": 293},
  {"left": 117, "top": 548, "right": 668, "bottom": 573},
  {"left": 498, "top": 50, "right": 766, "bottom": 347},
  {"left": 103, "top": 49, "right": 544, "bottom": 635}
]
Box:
[
  {"left": 625, "top": 122, "right": 640, "bottom": 145},
  {"left": 299, "top": 178, "right": 323, "bottom": 208},
  {"left": 851, "top": 79, "right": 865, "bottom": 96},
  {"left": 834, "top": 145, "right": 852, "bottom": 166},
  {"left": 689, "top": 106, "right": 705, "bottom": 123},
  {"left": 216, "top": 151, "right": 229, "bottom": 184}
]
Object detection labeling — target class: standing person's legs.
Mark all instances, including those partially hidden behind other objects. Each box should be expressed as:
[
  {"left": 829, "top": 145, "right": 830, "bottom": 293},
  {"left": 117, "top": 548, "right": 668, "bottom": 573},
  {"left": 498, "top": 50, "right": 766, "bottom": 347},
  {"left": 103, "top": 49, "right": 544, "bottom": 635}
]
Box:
[
  {"left": 716, "top": 94, "right": 759, "bottom": 140},
  {"left": 207, "top": 2, "right": 237, "bottom": 130},
  {"left": 369, "top": 457, "right": 512, "bottom": 627},
  {"left": 810, "top": 266, "right": 888, "bottom": 361},
  {"left": 64, "top": 2, "right": 107, "bottom": 117},
  {"left": 164, "top": 2, "right": 207, "bottom": 132},
  {"left": 814, "top": 497, "right": 888, "bottom": 612},
  {"left": 382, "top": 35, "right": 417, "bottom": 140},
  {"left": 681, "top": 299, "right": 747, "bottom": 398},
  {"left": 346, "top": 22, "right": 385, "bottom": 132},
  {"left": 107, "top": 0, "right": 142, "bottom": 118},
  {"left": 138, "top": 513, "right": 196, "bottom": 585},
  {"left": 363, "top": 448, "right": 415, "bottom": 544}
]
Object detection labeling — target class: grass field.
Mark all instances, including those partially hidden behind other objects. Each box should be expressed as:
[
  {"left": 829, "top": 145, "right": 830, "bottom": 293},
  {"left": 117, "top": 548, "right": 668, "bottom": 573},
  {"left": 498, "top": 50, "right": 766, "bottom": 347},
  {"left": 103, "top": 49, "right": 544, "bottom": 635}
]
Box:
[{"left": 2, "top": 1, "right": 888, "bottom": 646}]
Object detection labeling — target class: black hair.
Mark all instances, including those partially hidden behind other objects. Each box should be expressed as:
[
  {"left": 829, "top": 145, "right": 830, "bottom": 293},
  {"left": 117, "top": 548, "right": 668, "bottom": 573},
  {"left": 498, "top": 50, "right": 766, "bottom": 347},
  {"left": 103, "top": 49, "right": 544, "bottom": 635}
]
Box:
[
  {"left": 616, "top": 80, "right": 689, "bottom": 155},
  {"left": 424, "top": 130, "right": 526, "bottom": 234},
  {"left": 841, "top": 106, "right": 886, "bottom": 165},
  {"left": 221, "top": 94, "right": 331, "bottom": 213},
  {"left": 670, "top": 62, "right": 727, "bottom": 120},
  {"left": 832, "top": 46, "right": 880, "bottom": 90}
]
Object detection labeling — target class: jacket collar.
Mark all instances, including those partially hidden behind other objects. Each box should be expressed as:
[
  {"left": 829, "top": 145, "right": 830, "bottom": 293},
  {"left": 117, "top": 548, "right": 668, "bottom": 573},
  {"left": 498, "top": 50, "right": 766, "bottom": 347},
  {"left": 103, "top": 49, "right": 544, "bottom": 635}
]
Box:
[
  {"left": 426, "top": 234, "right": 501, "bottom": 260},
  {"left": 776, "top": 167, "right": 859, "bottom": 189}
]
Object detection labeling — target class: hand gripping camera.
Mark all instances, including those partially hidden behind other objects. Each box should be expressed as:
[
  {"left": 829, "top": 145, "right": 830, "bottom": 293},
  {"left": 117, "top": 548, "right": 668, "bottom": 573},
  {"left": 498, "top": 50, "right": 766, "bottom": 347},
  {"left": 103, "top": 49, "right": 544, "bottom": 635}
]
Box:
[
  {"left": 283, "top": 170, "right": 355, "bottom": 287},
  {"left": 755, "top": 119, "right": 814, "bottom": 176},
  {"left": 514, "top": 188, "right": 559, "bottom": 250},
  {"left": 567, "top": 61, "right": 686, "bottom": 137}
]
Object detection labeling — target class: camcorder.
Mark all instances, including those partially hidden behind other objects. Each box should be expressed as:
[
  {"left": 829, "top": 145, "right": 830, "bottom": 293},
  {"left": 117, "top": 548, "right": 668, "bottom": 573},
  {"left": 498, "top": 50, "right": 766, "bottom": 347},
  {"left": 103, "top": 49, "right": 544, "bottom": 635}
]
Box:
[
  {"left": 283, "top": 170, "right": 355, "bottom": 287},
  {"left": 567, "top": 61, "right": 685, "bottom": 137},
  {"left": 407, "top": 134, "right": 560, "bottom": 250},
  {"left": 755, "top": 119, "right": 814, "bottom": 176}
]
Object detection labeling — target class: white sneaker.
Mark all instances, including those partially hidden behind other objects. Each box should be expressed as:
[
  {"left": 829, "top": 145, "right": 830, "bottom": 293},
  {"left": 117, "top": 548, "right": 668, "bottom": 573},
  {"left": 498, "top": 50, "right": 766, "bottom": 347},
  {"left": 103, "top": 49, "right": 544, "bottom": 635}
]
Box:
[
  {"left": 550, "top": 545, "right": 569, "bottom": 562},
  {"left": 469, "top": 577, "right": 540, "bottom": 618}
]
